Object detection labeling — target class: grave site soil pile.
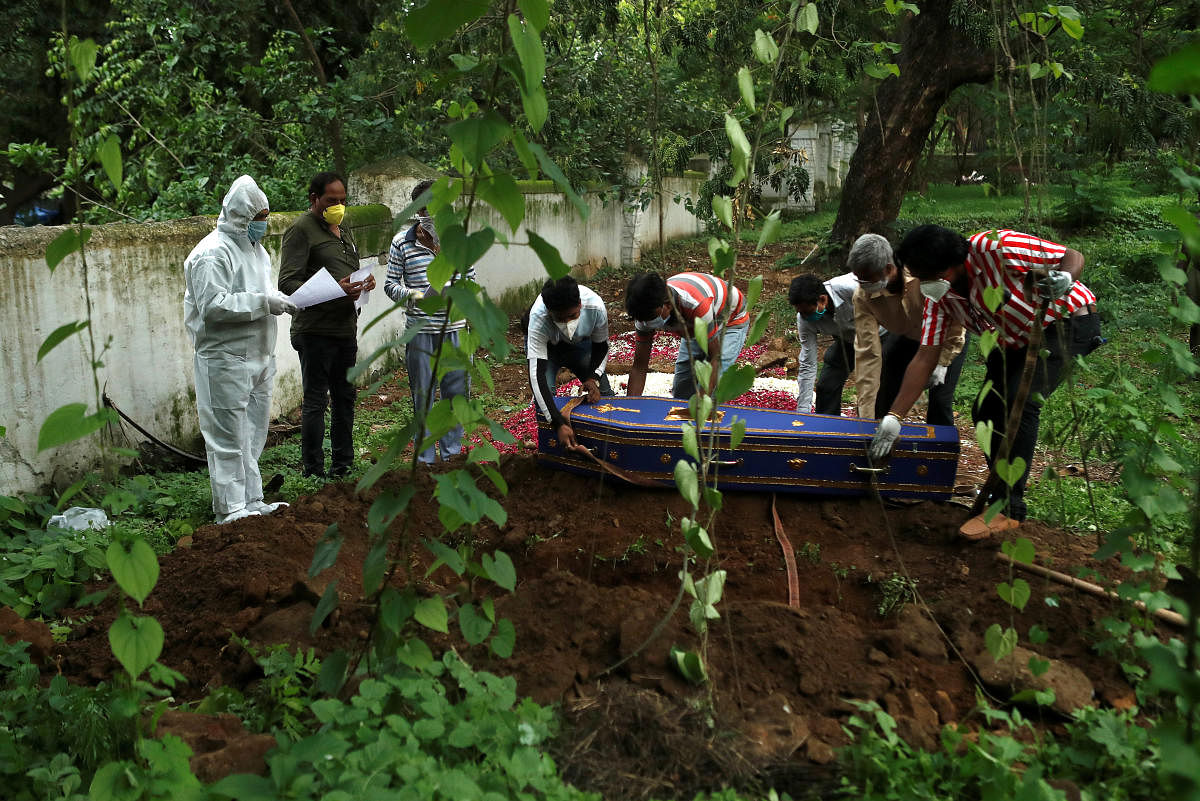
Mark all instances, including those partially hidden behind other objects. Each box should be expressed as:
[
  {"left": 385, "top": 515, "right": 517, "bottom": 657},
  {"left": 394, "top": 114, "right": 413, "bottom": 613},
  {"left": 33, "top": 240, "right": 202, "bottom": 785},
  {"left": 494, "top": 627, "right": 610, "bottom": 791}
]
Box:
[{"left": 52, "top": 460, "right": 1144, "bottom": 798}]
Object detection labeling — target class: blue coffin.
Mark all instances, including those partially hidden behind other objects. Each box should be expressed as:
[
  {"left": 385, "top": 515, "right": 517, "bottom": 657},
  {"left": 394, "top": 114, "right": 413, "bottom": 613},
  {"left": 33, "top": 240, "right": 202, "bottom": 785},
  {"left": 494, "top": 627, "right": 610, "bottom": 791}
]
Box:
[{"left": 537, "top": 396, "right": 960, "bottom": 500}]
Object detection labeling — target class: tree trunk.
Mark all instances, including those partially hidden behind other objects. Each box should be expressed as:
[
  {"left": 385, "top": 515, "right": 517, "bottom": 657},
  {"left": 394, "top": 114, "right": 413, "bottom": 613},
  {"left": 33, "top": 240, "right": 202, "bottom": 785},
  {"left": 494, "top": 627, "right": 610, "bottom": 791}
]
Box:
[{"left": 831, "top": 3, "right": 997, "bottom": 245}]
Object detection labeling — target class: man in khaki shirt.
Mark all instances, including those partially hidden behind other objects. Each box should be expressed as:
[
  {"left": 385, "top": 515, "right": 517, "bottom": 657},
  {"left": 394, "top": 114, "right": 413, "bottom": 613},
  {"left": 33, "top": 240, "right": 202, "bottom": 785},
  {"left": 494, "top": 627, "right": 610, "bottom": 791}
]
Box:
[{"left": 848, "top": 233, "right": 968, "bottom": 425}]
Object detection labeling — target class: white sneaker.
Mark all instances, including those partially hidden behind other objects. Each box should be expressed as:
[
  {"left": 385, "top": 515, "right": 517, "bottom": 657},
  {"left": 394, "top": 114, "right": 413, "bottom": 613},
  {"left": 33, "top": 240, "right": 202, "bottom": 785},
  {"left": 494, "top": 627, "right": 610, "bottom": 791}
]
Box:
[
  {"left": 216, "top": 508, "right": 261, "bottom": 524},
  {"left": 247, "top": 500, "right": 289, "bottom": 515}
]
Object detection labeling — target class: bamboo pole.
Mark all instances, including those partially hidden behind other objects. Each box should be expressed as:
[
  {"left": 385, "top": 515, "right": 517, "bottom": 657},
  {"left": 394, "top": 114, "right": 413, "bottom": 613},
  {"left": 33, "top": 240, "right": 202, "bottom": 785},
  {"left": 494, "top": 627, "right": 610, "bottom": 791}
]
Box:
[{"left": 995, "top": 552, "right": 1187, "bottom": 629}]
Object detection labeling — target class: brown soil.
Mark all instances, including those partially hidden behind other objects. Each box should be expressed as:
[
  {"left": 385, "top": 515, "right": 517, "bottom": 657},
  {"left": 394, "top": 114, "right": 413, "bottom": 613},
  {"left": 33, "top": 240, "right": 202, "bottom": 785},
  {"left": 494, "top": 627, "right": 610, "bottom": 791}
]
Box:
[{"left": 48, "top": 243, "right": 1144, "bottom": 800}]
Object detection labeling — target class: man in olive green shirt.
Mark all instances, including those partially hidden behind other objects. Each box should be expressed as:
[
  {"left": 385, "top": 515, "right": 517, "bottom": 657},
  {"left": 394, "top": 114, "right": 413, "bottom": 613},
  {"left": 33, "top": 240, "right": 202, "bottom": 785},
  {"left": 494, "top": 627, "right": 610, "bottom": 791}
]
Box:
[{"left": 279, "top": 171, "right": 375, "bottom": 478}]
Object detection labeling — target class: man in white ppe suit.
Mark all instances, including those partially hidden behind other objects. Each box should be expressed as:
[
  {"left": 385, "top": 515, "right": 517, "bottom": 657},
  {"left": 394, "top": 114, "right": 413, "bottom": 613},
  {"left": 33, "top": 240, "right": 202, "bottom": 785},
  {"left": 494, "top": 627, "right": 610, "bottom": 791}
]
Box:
[{"left": 184, "top": 175, "right": 296, "bottom": 524}]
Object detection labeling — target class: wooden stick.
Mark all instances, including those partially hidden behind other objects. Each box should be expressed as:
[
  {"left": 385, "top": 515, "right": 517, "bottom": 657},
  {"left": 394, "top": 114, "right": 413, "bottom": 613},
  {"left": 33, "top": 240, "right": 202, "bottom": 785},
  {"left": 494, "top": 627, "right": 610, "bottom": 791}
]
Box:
[{"left": 995, "top": 552, "right": 1187, "bottom": 628}]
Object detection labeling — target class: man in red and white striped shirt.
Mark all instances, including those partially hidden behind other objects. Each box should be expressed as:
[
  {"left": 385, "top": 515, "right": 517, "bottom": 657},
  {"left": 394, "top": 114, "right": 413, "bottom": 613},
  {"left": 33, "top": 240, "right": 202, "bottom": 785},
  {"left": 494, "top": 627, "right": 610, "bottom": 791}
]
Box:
[
  {"left": 625, "top": 271, "right": 749, "bottom": 398},
  {"left": 869, "top": 225, "right": 1103, "bottom": 538}
]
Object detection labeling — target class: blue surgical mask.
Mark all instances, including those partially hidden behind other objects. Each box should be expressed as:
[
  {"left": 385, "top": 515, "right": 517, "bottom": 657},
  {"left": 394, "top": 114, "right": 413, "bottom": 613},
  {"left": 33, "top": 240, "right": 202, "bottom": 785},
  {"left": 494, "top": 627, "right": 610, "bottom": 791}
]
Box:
[
  {"left": 802, "top": 308, "right": 825, "bottom": 323},
  {"left": 247, "top": 220, "right": 268, "bottom": 244}
]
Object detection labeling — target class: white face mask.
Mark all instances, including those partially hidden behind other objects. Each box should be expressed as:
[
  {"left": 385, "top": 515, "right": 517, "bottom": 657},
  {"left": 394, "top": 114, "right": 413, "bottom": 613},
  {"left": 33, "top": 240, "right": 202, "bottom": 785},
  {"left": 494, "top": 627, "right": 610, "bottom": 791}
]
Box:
[
  {"left": 555, "top": 318, "right": 580, "bottom": 339},
  {"left": 920, "top": 279, "right": 951, "bottom": 302},
  {"left": 645, "top": 314, "right": 669, "bottom": 328},
  {"left": 859, "top": 279, "right": 887, "bottom": 293}
]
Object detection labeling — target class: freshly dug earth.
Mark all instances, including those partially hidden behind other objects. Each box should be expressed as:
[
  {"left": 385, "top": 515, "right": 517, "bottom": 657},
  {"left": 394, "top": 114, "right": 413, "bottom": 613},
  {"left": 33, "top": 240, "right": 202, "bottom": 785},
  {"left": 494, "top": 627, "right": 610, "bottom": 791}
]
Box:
[{"left": 53, "top": 455, "right": 1141, "bottom": 799}]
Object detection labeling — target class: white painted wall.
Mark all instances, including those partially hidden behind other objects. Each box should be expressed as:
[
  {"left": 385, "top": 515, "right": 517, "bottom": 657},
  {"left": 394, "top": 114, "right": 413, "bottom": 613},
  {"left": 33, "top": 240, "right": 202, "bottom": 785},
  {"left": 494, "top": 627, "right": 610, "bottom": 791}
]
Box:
[
  {"left": 2, "top": 166, "right": 706, "bottom": 494},
  {"left": 759, "top": 121, "right": 857, "bottom": 212}
]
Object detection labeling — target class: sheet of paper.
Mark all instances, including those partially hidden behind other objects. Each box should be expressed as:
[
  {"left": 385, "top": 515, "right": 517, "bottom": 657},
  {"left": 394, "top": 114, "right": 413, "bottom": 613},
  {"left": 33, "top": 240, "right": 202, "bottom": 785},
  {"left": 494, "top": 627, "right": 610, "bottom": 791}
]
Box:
[
  {"left": 286, "top": 267, "right": 345, "bottom": 310},
  {"left": 351, "top": 265, "right": 373, "bottom": 310}
]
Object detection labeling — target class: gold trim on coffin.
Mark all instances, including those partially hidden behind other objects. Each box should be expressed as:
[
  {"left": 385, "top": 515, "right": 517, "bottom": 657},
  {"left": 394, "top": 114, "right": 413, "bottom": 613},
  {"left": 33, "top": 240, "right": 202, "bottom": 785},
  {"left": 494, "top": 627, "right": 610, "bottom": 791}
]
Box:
[
  {"left": 569, "top": 400, "right": 942, "bottom": 440},
  {"left": 537, "top": 425, "right": 958, "bottom": 460},
  {"left": 590, "top": 404, "right": 642, "bottom": 414},
  {"left": 665, "top": 406, "right": 725, "bottom": 422},
  {"left": 537, "top": 454, "right": 954, "bottom": 493},
  {"left": 566, "top": 412, "right": 939, "bottom": 440}
]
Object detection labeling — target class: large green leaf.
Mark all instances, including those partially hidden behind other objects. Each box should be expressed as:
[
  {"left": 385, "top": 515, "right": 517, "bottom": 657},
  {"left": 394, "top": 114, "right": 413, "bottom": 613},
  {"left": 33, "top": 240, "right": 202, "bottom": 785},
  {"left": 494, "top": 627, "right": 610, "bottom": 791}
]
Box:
[
  {"left": 669, "top": 646, "right": 707, "bottom": 683},
  {"left": 674, "top": 460, "right": 699, "bottom": 508},
  {"left": 997, "top": 578, "right": 1031, "bottom": 611},
  {"left": 736, "top": 66, "right": 755, "bottom": 112},
  {"left": 715, "top": 364, "right": 756, "bottom": 405},
  {"left": 106, "top": 538, "right": 158, "bottom": 605},
  {"left": 109, "top": 613, "right": 163, "bottom": 679},
  {"left": 458, "top": 602, "right": 493, "bottom": 645},
  {"left": 37, "top": 404, "right": 115, "bottom": 451},
  {"left": 711, "top": 195, "right": 733, "bottom": 230},
  {"left": 724, "top": 114, "right": 751, "bottom": 186},
  {"left": 415, "top": 596, "right": 449, "bottom": 634},
  {"left": 308, "top": 523, "right": 342, "bottom": 578},
  {"left": 446, "top": 113, "right": 512, "bottom": 170},
  {"left": 1148, "top": 43, "right": 1200, "bottom": 94},
  {"left": 404, "top": 0, "right": 490, "bottom": 49},
  {"left": 37, "top": 320, "right": 89, "bottom": 362},
  {"left": 69, "top": 38, "right": 98, "bottom": 82},
  {"left": 309, "top": 580, "right": 340, "bottom": 635},
  {"left": 45, "top": 228, "right": 91, "bottom": 272},
  {"left": 491, "top": 618, "right": 516, "bottom": 658},
  {"left": 97, "top": 135, "right": 123, "bottom": 191},
  {"left": 800, "top": 2, "right": 819, "bottom": 35},
  {"left": 755, "top": 210, "right": 782, "bottom": 252},
  {"left": 517, "top": 0, "right": 549, "bottom": 30},
  {"left": 481, "top": 550, "right": 516, "bottom": 592},
  {"left": 984, "top": 623, "right": 1017, "bottom": 662},
  {"left": 508, "top": 14, "right": 545, "bottom": 94},
  {"left": 478, "top": 173, "right": 526, "bottom": 232},
  {"left": 752, "top": 29, "right": 778, "bottom": 64},
  {"left": 362, "top": 540, "right": 388, "bottom": 596},
  {"left": 367, "top": 487, "right": 415, "bottom": 536},
  {"left": 528, "top": 143, "right": 589, "bottom": 219},
  {"left": 519, "top": 86, "right": 549, "bottom": 133},
  {"left": 527, "top": 231, "right": 570, "bottom": 278},
  {"left": 439, "top": 223, "right": 495, "bottom": 271},
  {"left": 681, "top": 518, "right": 713, "bottom": 559}
]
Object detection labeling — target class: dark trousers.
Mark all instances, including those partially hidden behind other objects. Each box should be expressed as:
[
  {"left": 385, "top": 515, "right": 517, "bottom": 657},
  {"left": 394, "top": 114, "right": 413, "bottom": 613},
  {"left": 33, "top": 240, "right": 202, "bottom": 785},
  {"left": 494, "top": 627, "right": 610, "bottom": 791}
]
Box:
[
  {"left": 973, "top": 313, "right": 1102, "bottom": 520},
  {"left": 875, "top": 334, "right": 971, "bottom": 426},
  {"left": 543, "top": 340, "right": 614, "bottom": 396},
  {"left": 815, "top": 335, "right": 855, "bottom": 415},
  {"left": 292, "top": 333, "right": 357, "bottom": 477}
]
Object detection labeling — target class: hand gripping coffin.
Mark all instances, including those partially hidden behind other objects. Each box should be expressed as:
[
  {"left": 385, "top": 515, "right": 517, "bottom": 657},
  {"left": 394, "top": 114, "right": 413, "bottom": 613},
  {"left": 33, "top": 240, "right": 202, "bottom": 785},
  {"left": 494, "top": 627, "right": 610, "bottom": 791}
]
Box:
[{"left": 537, "top": 396, "right": 959, "bottom": 500}]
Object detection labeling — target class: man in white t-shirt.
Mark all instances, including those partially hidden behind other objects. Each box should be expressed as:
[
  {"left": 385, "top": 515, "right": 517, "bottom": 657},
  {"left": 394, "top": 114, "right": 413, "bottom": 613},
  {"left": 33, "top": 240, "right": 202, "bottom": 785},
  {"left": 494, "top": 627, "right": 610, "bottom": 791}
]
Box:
[{"left": 526, "top": 276, "right": 612, "bottom": 452}]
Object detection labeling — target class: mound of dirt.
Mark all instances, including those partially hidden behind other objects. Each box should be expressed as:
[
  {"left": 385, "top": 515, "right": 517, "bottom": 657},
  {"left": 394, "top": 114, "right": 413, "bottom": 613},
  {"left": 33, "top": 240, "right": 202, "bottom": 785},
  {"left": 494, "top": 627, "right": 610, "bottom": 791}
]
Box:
[{"left": 49, "top": 451, "right": 1143, "bottom": 797}]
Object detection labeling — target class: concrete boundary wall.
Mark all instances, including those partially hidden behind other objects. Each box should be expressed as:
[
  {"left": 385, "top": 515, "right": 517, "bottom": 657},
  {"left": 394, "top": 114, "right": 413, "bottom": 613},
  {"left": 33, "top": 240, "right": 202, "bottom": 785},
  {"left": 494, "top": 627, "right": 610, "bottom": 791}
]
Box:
[{"left": 1, "top": 167, "right": 705, "bottom": 494}]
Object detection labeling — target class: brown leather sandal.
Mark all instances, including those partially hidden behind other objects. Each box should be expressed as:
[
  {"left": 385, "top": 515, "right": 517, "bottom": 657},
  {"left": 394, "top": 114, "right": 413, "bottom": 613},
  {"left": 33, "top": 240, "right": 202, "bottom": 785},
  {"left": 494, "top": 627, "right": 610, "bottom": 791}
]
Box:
[{"left": 959, "top": 512, "right": 1021, "bottom": 541}]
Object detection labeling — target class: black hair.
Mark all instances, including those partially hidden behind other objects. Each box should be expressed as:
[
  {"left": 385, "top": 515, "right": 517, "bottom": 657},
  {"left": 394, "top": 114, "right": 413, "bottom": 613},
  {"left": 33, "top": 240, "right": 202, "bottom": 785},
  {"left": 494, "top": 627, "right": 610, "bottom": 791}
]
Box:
[
  {"left": 895, "top": 224, "right": 970, "bottom": 280},
  {"left": 540, "top": 276, "right": 581, "bottom": 314},
  {"left": 411, "top": 179, "right": 435, "bottom": 204},
  {"left": 625, "top": 272, "right": 669, "bottom": 321},
  {"left": 787, "top": 274, "right": 824, "bottom": 307},
  {"left": 308, "top": 171, "right": 346, "bottom": 200}
]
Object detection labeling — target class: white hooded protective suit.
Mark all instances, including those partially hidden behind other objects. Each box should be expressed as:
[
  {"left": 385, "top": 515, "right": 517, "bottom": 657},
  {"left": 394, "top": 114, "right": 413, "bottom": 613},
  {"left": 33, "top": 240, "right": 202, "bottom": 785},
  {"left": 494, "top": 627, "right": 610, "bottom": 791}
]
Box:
[{"left": 183, "top": 175, "right": 278, "bottom": 517}]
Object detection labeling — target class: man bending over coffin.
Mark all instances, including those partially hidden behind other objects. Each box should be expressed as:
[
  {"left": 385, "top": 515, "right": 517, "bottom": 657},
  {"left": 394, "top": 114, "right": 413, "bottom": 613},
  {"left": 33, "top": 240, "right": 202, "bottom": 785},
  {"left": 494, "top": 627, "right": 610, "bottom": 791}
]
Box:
[
  {"left": 526, "top": 275, "right": 613, "bottom": 453},
  {"left": 625, "top": 271, "right": 749, "bottom": 399},
  {"left": 868, "top": 225, "right": 1102, "bottom": 540},
  {"left": 788, "top": 272, "right": 860, "bottom": 415},
  {"left": 847, "top": 233, "right": 968, "bottom": 425}
]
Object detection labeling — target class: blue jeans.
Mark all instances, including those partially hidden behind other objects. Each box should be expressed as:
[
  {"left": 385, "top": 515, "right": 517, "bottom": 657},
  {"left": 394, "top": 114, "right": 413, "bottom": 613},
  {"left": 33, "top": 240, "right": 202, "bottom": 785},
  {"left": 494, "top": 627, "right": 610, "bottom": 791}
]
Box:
[
  {"left": 406, "top": 329, "right": 469, "bottom": 463},
  {"left": 541, "top": 339, "right": 614, "bottom": 396},
  {"left": 672, "top": 323, "right": 749, "bottom": 399},
  {"left": 292, "top": 333, "right": 357, "bottom": 477}
]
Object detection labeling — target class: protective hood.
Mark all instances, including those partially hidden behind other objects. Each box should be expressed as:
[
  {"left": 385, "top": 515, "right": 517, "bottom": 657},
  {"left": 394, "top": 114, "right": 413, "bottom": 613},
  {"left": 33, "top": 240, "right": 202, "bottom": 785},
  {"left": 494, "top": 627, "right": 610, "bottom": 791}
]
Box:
[{"left": 216, "top": 175, "right": 269, "bottom": 239}]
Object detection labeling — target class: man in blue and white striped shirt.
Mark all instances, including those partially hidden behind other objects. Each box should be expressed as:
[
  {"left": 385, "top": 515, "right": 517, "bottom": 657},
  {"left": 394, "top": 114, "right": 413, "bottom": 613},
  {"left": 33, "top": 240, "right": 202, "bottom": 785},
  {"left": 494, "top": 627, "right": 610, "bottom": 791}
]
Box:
[
  {"left": 384, "top": 180, "right": 475, "bottom": 463},
  {"left": 525, "top": 276, "right": 612, "bottom": 452}
]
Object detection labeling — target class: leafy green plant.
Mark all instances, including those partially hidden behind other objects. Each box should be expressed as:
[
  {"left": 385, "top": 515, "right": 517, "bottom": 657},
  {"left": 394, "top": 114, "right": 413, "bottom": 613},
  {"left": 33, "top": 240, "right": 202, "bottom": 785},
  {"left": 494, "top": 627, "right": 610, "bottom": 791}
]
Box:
[
  {"left": 210, "top": 652, "right": 599, "bottom": 801},
  {"left": 0, "top": 640, "right": 138, "bottom": 801},
  {"left": 870, "top": 572, "right": 919, "bottom": 617},
  {"left": 1053, "top": 168, "right": 1134, "bottom": 230}
]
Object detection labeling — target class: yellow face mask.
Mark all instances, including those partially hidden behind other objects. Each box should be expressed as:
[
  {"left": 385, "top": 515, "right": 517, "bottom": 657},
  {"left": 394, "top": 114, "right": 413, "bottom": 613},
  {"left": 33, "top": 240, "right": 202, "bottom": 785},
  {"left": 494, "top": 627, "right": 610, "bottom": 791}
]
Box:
[{"left": 322, "top": 204, "right": 346, "bottom": 226}]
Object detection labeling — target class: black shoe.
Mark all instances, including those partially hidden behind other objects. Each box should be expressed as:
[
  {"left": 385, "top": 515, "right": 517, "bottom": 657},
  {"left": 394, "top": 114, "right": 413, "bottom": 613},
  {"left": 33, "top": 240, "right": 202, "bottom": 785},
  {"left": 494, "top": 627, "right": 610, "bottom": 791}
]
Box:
[
  {"left": 302, "top": 469, "right": 326, "bottom": 479},
  {"left": 329, "top": 466, "right": 350, "bottom": 479}
]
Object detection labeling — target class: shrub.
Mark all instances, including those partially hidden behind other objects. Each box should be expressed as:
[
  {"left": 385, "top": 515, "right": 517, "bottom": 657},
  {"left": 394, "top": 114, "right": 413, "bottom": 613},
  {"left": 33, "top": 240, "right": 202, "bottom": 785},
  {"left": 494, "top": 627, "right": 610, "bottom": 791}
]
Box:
[{"left": 1052, "top": 170, "right": 1134, "bottom": 230}]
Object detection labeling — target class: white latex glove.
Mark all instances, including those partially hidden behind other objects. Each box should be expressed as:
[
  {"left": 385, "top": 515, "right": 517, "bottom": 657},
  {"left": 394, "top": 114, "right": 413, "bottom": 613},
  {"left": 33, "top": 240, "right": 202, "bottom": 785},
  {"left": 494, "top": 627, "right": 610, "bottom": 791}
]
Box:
[
  {"left": 868, "top": 413, "right": 902, "bottom": 461},
  {"left": 1037, "top": 269, "right": 1073, "bottom": 299},
  {"left": 928, "top": 364, "right": 948, "bottom": 387},
  {"left": 268, "top": 291, "right": 296, "bottom": 315}
]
